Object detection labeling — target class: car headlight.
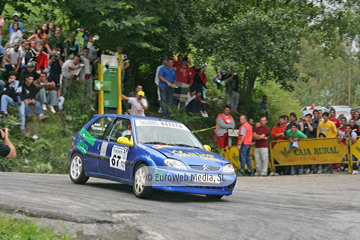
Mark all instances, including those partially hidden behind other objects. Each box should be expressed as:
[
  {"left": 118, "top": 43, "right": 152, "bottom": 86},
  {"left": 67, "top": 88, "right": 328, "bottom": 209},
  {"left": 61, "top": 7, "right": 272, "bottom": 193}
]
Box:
[
  {"left": 164, "top": 158, "right": 187, "bottom": 170},
  {"left": 223, "top": 163, "right": 235, "bottom": 173}
]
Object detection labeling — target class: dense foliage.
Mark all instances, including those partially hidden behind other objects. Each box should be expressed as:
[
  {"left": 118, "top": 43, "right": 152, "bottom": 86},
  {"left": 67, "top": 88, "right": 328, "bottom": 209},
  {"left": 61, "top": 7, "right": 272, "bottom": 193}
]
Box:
[
  {"left": 1, "top": 1, "right": 360, "bottom": 173},
  {"left": 2, "top": 0, "right": 360, "bottom": 107}
]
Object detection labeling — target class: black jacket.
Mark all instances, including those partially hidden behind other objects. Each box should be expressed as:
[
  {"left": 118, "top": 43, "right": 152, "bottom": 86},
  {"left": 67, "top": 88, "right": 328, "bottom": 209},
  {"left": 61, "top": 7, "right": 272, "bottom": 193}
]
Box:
[
  {"left": 17, "top": 81, "right": 38, "bottom": 101},
  {"left": 0, "top": 82, "right": 19, "bottom": 102}
]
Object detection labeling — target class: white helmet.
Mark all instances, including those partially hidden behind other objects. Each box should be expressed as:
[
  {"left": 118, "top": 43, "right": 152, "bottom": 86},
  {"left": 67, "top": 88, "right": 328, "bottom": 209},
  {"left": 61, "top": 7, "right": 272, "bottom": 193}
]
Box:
[{"left": 122, "top": 130, "right": 132, "bottom": 137}]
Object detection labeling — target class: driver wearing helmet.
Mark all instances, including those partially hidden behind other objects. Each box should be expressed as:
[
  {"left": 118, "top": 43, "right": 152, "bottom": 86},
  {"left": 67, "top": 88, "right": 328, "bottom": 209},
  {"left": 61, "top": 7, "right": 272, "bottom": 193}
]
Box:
[{"left": 122, "top": 129, "right": 132, "bottom": 141}]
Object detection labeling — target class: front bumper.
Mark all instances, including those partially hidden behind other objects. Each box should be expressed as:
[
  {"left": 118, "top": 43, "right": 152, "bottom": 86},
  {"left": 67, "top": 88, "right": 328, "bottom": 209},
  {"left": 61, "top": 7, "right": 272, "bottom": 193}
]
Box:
[{"left": 148, "top": 166, "right": 237, "bottom": 196}]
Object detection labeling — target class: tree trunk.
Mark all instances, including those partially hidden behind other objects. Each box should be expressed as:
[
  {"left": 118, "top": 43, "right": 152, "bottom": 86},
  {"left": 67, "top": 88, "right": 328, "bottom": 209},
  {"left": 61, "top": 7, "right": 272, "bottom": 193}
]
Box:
[
  {"left": 0, "top": 3, "right": 6, "bottom": 16},
  {"left": 239, "top": 69, "right": 257, "bottom": 106}
]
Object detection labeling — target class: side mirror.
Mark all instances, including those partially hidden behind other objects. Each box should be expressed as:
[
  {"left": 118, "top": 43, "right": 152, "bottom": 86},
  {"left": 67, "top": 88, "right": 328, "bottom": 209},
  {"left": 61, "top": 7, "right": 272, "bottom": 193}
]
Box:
[
  {"left": 117, "top": 136, "right": 133, "bottom": 147},
  {"left": 204, "top": 145, "right": 212, "bottom": 151}
]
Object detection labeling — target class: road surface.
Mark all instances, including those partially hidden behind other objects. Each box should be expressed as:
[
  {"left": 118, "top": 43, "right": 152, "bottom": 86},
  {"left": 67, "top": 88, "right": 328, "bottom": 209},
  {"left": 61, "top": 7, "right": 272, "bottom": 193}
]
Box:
[{"left": 0, "top": 172, "right": 359, "bottom": 239}]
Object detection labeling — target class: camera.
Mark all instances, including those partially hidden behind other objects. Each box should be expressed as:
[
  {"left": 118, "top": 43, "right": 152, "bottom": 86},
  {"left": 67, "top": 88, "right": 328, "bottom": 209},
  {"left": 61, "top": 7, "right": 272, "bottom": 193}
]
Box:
[{"left": 56, "top": 51, "right": 60, "bottom": 54}]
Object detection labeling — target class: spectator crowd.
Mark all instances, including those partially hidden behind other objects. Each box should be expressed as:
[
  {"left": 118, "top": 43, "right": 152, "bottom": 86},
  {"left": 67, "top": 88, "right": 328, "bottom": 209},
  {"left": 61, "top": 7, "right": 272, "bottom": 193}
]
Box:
[
  {"left": 1, "top": 12, "right": 222, "bottom": 131},
  {"left": 216, "top": 102, "right": 360, "bottom": 177},
  {"left": 0, "top": 13, "right": 118, "bottom": 130}
]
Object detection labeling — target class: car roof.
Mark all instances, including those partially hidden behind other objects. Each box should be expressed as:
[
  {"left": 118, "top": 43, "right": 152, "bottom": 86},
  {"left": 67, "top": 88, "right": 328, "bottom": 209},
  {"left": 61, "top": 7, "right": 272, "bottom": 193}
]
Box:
[
  {"left": 331, "top": 106, "right": 351, "bottom": 109},
  {"left": 93, "top": 114, "right": 183, "bottom": 124}
]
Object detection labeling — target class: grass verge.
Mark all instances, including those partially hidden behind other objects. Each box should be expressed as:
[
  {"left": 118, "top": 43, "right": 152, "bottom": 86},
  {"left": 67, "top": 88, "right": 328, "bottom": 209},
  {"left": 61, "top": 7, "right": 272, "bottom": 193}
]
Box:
[{"left": 0, "top": 214, "right": 72, "bottom": 239}]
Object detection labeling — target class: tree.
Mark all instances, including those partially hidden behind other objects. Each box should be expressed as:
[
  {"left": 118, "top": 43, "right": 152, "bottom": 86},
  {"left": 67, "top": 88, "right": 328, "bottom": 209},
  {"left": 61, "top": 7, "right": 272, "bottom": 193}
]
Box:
[{"left": 186, "top": 0, "right": 324, "bottom": 106}]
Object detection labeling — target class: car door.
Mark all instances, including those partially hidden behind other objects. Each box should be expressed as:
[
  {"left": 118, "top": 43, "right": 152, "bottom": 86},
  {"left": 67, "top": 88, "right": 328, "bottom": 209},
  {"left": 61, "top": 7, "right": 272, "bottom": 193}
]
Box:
[
  {"left": 81, "top": 116, "right": 115, "bottom": 173},
  {"left": 98, "top": 117, "right": 133, "bottom": 180}
]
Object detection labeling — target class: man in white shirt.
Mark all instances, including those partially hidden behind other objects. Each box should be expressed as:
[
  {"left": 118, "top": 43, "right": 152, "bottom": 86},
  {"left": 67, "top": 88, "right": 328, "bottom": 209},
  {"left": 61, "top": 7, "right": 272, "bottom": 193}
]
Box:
[
  {"left": 122, "top": 91, "right": 148, "bottom": 116},
  {"left": 4, "top": 43, "right": 23, "bottom": 74},
  {"left": 61, "top": 55, "right": 83, "bottom": 95},
  {"left": 79, "top": 47, "right": 93, "bottom": 97},
  {"left": 154, "top": 58, "right": 167, "bottom": 113}
]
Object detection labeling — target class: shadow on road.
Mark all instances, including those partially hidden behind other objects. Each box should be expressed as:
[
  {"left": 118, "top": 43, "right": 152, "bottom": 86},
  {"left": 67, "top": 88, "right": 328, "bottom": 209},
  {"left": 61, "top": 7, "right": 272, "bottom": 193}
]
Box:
[{"left": 85, "top": 182, "right": 232, "bottom": 203}]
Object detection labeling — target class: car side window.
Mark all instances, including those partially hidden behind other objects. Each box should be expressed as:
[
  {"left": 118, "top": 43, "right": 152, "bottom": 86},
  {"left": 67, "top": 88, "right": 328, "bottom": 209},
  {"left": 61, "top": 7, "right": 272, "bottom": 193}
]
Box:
[
  {"left": 87, "top": 117, "right": 114, "bottom": 139},
  {"left": 106, "top": 118, "right": 132, "bottom": 142}
]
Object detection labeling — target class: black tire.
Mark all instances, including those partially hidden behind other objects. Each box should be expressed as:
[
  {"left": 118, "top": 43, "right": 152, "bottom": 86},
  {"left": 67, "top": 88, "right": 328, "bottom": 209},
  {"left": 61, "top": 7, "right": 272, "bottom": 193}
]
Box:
[
  {"left": 69, "top": 153, "right": 89, "bottom": 184},
  {"left": 133, "top": 164, "right": 154, "bottom": 199},
  {"left": 206, "top": 194, "right": 224, "bottom": 199}
]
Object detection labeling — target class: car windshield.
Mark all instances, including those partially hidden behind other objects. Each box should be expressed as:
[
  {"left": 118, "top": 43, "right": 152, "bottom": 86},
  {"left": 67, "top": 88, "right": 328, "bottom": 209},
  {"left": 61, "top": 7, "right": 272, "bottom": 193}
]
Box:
[{"left": 135, "top": 119, "right": 204, "bottom": 149}]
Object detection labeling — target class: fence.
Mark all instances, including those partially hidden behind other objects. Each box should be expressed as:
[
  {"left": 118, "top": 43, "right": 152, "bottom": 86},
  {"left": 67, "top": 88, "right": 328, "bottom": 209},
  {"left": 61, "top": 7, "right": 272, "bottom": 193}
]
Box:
[
  {"left": 271, "top": 138, "right": 357, "bottom": 174},
  {"left": 224, "top": 138, "right": 360, "bottom": 174}
]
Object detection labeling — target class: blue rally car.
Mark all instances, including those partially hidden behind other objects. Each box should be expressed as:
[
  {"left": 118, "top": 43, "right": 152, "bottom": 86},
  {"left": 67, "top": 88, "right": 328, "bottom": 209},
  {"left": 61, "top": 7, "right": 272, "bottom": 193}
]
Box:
[{"left": 68, "top": 114, "right": 237, "bottom": 199}]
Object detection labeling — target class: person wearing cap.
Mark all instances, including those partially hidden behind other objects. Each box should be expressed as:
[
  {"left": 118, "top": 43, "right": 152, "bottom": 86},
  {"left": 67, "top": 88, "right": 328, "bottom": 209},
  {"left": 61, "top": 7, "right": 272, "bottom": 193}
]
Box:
[
  {"left": 8, "top": 13, "right": 26, "bottom": 37},
  {"left": 121, "top": 91, "right": 148, "bottom": 117},
  {"left": 20, "top": 62, "right": 39, "bottom": 82}
]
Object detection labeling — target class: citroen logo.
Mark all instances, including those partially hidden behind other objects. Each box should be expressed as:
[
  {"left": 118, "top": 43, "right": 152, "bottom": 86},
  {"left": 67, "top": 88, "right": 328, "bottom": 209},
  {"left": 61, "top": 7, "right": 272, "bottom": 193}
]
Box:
[{"left": 203, "top": 164, "right": 209, "bottom": 171}]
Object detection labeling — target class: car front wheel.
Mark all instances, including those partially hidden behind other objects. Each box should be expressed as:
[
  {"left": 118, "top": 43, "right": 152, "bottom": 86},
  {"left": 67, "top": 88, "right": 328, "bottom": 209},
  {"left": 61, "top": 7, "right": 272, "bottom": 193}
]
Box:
[
  {"left": 133, "top": 164, "right": 154, "bottom": 199},
  {"left": 69, "top": 153, "right": 89, "bottom": 184}
]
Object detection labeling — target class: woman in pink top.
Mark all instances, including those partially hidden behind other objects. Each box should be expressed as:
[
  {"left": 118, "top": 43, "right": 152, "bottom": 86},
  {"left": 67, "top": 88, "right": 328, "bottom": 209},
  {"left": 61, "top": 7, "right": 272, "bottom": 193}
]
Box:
[{"left": 27, "top": 28, "right": 43, "bottom": 47}]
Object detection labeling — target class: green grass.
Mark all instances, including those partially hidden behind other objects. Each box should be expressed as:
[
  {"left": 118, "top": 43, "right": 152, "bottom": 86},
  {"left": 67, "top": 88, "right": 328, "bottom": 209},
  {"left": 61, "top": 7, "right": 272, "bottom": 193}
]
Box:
[{"left": 0, "top": 214, "right": 71, "bottom": 239}]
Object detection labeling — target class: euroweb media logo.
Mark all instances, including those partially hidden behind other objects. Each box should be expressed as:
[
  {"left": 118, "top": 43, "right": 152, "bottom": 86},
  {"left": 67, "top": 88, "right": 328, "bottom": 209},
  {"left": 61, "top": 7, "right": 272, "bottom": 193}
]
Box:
[{"left": 280, "top": 147, "right": 291, "bottom": 158}]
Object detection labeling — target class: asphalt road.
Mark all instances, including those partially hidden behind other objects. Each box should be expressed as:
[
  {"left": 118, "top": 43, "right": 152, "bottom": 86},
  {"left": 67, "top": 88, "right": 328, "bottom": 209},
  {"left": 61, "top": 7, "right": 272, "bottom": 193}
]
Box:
[{"left": 0, "top": 172, "right": 359, "bottom": 239}]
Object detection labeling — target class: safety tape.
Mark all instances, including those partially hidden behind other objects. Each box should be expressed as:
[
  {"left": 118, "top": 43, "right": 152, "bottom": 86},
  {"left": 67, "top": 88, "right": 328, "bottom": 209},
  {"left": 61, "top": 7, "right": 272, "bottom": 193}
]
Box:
[{"left": 192, "top": 126, "right": 217, "bottom": 133}]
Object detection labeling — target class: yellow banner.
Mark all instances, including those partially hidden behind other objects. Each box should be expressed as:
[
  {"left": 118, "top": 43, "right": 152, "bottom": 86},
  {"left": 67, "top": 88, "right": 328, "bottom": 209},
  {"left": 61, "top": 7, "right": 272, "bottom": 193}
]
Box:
[
  {"left": 224, "top": 146, "right": 256, "bottom": 170},
  {"left": 271, "top": 138, "right": 348, "bottom": 165},
  {"left": 350, "top": 140, "right": 360, "bottom": 160}
]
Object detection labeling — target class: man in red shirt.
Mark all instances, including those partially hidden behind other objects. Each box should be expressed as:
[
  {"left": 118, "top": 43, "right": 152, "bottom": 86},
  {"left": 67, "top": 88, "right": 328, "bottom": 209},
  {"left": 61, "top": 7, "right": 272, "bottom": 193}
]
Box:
[
  {"left": 238, "top": 115, "right": 254, "bottom": 176},
  {"left": 173, "top": 56, "right": 194, "bottom": 107},
  {"left": 309, "top": 103, "right": 315, "bottom": 110},
  {"left": 329, "top": 108, "right": 340, "bottom": 128},
  {"left": 36, "top": 44, "right": 49, "bottom": 74},
  {"left": 253, "top": 116, "right": 270, "bottom": 176},
  {"left": 271, "top": 116, "right": 287, "bottom": 141}
]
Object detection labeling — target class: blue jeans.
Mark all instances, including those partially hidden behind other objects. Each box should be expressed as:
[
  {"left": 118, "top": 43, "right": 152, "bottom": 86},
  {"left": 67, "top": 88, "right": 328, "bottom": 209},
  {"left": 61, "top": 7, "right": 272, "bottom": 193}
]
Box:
[
  {"left": 24, "top": 101, "right": 44, "bottom": 116},
  {"left": 240, "top": 144, "right": 252, "bottom": 170},
  {"left": 1, "top": 95, "right": 24, "bottom": 129},
  {"left": 5, "top": 63, "right": 24, "bottom": 74},
  {"left": 159, "top": 86, "right": 173, "bottom": 116}
]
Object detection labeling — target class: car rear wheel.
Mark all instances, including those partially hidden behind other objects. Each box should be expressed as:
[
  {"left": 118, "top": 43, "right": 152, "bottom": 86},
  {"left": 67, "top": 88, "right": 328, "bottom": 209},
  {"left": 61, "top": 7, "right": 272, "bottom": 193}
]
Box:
[
  {"left": 69, "top": 153, "right": 89, "bottom": 184},
  {"left": 206, "top": 194, "right": 223, "bottom": 199},
  {"left": 133, "top": 164, "right": 154, "bottom": 199}
]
